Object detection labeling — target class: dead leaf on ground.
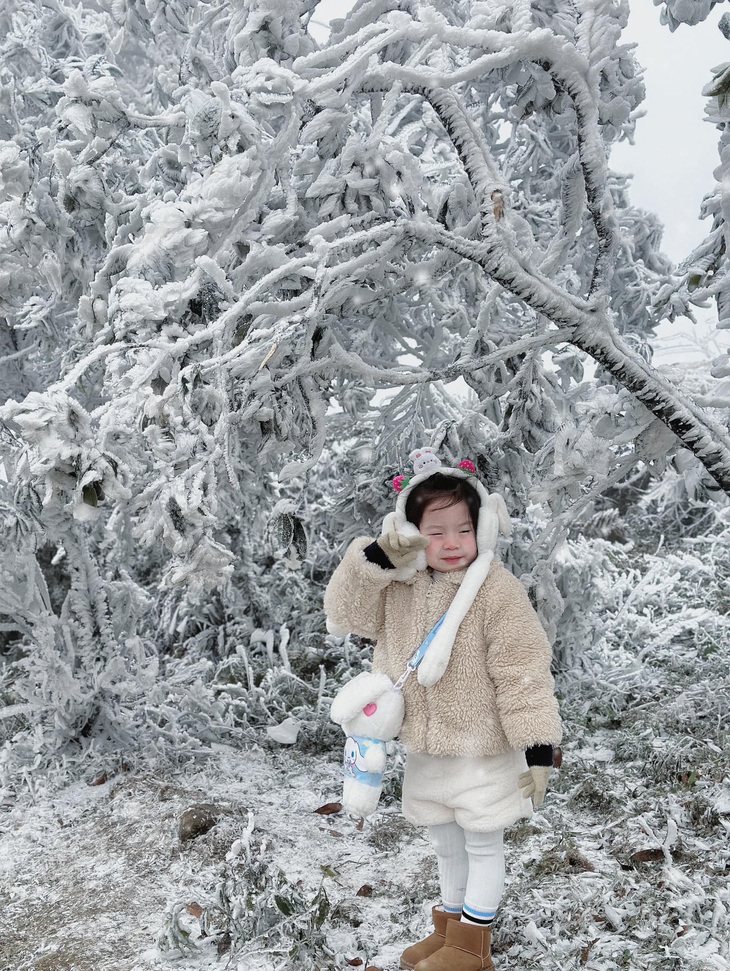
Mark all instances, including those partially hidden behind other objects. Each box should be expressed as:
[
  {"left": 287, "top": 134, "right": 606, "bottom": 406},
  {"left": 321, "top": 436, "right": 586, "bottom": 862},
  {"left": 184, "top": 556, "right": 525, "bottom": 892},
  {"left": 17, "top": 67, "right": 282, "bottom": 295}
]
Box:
[
  {"left": 580, "top": 939, "right": 598, "bottom": 963},
  {"left": 356, "top": 884, "right": 373, "bottom": 897},
  {"left": 345, "top": 958, "right": 363, "bottom": 966},
  {"left": 630, "top": 848, "right": 664, "bottom": 864},
  {"left": 319, "top": 826, "right": 343, "bottom": 838},
  {"left": 186, "top": 902, "right": 203, "bottom": 918},
  {"left": 314, "top": 802, "right": 342, "bottom": 815},
  {"left": 89, "top": 772, "right": 108, "bottom": 786}
]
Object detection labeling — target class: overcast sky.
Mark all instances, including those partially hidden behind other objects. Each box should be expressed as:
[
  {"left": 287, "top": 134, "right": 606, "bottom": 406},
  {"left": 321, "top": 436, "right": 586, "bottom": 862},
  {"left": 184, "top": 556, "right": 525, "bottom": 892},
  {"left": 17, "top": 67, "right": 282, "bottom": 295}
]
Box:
[
  {"left": 612, "top": 3, "right": 729, "bottom": 264},
  {"left": 612, "top": 3, "right": 729, "bottom": 359}
]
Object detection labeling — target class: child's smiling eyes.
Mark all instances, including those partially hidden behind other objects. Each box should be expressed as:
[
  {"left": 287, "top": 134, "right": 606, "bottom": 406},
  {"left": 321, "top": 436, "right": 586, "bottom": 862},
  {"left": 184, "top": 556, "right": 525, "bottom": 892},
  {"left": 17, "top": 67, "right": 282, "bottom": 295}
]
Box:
[{"left": 425, "top": 528, "right": 473, "bottom": 537}]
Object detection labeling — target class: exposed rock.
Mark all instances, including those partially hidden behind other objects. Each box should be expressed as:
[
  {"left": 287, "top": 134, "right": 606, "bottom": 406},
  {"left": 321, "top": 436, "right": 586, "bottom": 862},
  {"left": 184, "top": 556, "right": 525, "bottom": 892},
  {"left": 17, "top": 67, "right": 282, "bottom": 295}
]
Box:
[{"left": 178, "top": 803, "right": 223, "bottom": 842}]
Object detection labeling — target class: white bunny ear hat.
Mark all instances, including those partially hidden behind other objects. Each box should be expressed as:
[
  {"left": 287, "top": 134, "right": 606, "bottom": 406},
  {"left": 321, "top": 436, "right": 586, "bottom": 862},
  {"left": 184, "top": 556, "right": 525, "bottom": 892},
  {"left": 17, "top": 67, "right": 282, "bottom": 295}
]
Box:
[{"left": 381, "top": 448, "right": 512, "bottom": 687}]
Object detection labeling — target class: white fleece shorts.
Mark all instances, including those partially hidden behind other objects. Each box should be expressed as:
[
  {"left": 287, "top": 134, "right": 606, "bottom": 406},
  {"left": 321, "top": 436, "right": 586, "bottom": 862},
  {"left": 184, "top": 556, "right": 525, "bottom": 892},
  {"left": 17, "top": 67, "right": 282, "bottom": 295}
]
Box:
[{"left": 402, "top": 750, "right": 533, "bottom": 832}]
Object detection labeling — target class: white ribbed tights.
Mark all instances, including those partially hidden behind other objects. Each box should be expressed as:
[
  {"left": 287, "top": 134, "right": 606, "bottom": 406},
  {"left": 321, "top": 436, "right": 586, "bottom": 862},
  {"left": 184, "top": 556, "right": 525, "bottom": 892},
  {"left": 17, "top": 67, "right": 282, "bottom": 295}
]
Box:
[{"left": 427, "top": 821, "right": 505, "bottom": 924}]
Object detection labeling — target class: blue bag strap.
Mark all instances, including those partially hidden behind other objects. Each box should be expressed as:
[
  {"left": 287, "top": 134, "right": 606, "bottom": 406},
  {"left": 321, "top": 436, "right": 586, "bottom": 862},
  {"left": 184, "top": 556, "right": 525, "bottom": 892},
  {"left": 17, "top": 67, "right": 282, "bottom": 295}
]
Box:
[{"left": 392, "top": 612, "right": 447, "bottom": 693}]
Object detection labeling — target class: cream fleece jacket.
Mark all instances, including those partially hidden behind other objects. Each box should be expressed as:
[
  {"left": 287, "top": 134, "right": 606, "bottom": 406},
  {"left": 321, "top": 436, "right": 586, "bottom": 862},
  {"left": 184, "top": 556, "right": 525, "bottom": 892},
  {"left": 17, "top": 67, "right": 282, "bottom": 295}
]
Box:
[{"left": 324, "top": 537, "right": 563, "bottom": 759}]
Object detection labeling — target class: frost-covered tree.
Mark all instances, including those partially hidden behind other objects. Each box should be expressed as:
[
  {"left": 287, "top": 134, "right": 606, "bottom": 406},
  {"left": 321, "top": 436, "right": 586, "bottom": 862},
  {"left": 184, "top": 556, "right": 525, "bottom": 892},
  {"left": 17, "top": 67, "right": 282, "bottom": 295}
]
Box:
[{"left": 1, "top": 0, "right": 729, "bottom": 763}]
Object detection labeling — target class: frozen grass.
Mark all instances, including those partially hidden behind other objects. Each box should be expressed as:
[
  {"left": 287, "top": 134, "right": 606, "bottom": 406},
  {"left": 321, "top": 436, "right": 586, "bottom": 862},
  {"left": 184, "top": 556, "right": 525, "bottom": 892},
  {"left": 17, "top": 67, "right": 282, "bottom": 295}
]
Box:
[{"left": 1, "top": 538, "right": 728, "bottom": 970}]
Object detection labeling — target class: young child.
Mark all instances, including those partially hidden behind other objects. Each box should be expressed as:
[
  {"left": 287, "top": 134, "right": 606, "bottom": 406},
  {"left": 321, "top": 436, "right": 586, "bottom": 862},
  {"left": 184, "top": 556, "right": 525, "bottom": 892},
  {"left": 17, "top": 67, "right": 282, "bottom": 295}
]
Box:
[{"left": 324, "top": 449, "right": 562, "bottom": 971}]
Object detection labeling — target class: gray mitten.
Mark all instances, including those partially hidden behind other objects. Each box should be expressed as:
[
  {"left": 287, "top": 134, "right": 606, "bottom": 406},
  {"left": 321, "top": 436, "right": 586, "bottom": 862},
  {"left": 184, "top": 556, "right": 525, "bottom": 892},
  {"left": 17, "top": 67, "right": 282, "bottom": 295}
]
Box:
[
  {"left": 378, "top": 530, "right": 429, "bottom": 570},
  {"left": 519, "top": 766, "right": 552, "bottom": 808}
]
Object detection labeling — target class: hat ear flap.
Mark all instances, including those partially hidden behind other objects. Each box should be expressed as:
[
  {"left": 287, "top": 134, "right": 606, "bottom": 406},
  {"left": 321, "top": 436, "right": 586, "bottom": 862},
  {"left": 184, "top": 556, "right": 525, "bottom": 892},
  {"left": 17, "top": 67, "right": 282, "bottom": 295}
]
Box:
[
  {"left": 476, "top": 493, "right": 512, "bottom": 553},
  {"left": 493, "top": 494, "right": 512, "bottom": 537}
]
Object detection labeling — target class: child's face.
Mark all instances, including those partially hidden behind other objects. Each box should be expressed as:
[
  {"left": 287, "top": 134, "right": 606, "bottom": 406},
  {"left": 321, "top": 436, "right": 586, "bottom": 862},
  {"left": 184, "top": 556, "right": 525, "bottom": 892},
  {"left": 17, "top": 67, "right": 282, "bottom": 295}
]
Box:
[{"left": 418, "top": 499, "right": 477, "bottom": 573}]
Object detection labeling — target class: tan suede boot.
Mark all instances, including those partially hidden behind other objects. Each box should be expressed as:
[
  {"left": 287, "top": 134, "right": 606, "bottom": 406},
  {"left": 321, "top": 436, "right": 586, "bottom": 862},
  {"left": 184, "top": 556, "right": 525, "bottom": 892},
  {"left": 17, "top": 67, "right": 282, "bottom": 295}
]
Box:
[
  {"left": 413, "top": 919, "right": 495, "bottom": 971},
  {"left": 399, "top": 906, "right": 462, "bottom": 970}
]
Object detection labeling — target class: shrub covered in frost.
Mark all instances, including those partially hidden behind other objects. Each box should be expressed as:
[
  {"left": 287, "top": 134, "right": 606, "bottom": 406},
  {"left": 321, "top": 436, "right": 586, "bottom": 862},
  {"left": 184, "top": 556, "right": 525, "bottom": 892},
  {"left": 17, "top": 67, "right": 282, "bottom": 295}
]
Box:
[{"left": 1, "top": 0, "right": 729, "bottom": 779}]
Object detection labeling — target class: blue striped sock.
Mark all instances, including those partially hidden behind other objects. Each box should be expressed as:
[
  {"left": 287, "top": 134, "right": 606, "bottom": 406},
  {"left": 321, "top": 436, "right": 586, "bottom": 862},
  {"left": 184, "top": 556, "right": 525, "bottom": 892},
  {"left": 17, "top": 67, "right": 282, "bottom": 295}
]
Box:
[{"left": 461, "top": 903, "right": 495, "bottom": 926}]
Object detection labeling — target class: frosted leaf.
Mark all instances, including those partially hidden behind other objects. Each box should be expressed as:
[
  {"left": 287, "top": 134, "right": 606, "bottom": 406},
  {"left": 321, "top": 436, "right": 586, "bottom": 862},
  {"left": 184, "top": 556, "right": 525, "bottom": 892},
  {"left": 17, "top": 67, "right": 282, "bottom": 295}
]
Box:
[
  {"left": 523, "top": 920, "right": 548, "bottom": 949},
  {"left": 270, "top": 511, "right": 295, "bottom": 551},
  {"left": 658, "top": 0, "right": 721, "bottom": 31},
  {"left": 162, "top": 537, "right": 235, "bottom": 599},
  {"left": 604, "top": 903, "right": 626, "bottom": 930},
  {"left": 265, "top": 716, "right": 300, "bottom": 744},
  {"left": 0, "top": 144, "right": 31, "bottom": 199},
  {"left": 291, "top": 517, "right": 308, "bottom": 560},
  {"left": 187, "top": 96, "right": 222, "bottom": 142}
]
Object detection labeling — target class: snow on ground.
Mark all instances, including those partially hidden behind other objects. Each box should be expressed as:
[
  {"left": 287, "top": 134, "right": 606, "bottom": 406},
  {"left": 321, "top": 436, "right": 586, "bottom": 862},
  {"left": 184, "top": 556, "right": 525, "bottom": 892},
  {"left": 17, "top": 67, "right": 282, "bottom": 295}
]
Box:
[
  {"left": 1, "top": 541, "right": 729, "bottom": 971},
  {"left": 1, "top": 674, "right": 728, "bottom": 971},
  {"left": 0, "top": 746, "right": 432, "bottom": 971}
]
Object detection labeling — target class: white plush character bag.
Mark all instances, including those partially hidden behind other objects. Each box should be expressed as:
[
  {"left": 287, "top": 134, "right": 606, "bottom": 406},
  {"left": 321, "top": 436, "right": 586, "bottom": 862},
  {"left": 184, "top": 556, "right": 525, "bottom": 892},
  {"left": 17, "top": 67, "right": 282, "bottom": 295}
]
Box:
[
  {"left": 330, "top": 671, "right": 404, "bottom": 819},
  {"left": 329, "top": 614, "right": 449, "bottom": 818}
]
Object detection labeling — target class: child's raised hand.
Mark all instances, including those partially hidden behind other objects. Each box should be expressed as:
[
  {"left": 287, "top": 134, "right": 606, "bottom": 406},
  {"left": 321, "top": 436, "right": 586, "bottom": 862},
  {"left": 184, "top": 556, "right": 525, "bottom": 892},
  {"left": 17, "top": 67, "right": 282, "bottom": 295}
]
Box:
[
  {"left": 518, "top": 766, "right": 552, "bottom": 807},
  {"left": 378, "top": 530, "right": 429, "bottom": 569}
]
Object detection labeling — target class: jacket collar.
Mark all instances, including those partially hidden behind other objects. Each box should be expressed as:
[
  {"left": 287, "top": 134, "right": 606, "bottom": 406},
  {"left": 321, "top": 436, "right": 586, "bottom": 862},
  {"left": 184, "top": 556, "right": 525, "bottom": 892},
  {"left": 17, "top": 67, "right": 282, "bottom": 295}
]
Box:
[
  {"left": 414, "top": 560, "right": 498, "bottom": 588},
  {"left": 426, "top": 567, "right": 469, "bottom": 587}
]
